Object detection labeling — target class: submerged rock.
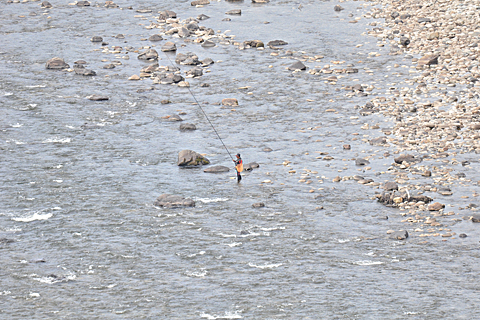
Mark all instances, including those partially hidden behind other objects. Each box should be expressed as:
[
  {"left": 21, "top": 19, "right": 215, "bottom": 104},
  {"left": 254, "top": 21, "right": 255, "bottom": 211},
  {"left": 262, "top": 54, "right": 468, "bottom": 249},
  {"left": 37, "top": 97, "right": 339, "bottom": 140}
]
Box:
[
  {"left": 389, "top": 230, "right": 408, "bottom": 240},
  {"left": 244, "top": 162, "right": 259, "bottom": 171},
  {"left": 179, "top": 123, "right": 196, "bottom": 131},
  {"left": 177, "top": 150, "right": 210, "bottom": 166},
  {"left": 252, "top": 202, "right": 265, "bottom": 208},
  {"left": 154, "top": 194, "right": 195, "bottom": 208},
  {"left": 204, "top": 165, "right": 230, "bottom": 173}
]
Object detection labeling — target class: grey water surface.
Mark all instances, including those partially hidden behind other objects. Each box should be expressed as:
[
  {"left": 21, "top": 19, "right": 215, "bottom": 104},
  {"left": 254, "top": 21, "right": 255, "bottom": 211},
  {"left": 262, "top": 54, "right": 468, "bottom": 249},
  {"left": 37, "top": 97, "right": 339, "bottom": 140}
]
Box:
[{"left": 1, "top": 0, "right": 479, "bottom": 319}]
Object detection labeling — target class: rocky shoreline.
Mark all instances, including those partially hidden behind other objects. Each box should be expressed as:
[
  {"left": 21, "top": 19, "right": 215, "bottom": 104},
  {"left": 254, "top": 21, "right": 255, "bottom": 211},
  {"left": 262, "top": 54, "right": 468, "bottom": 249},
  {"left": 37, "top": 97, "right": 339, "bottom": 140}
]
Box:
[{"left": 346, "top": 0, "right": 480, "bottom": 239}]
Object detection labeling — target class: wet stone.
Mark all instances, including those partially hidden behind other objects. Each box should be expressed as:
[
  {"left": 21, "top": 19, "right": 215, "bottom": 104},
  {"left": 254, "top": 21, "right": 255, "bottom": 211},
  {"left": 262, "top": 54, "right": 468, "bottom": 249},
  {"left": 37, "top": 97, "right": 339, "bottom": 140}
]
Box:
[
  {"left": 252, "top": 202, "right": 265, "bottom": 208},
  {"left": 180, "top": 123, "right": 196, "bottom": 132},
  {"left": 138, "top": 49, "right": 158, "bottom": 61},
  {"left": 459, "top": 233, "right": 468, "bottom": 238},
  {"left": 197, "top": 14, "right": 210, "bottom": 20},
  {"left": 191, "top": 0, "right": 209, "bottom": 5},
  {"left": 226, "top": 9, "right": 241, "bottom": 15},
  {"left": 45, "top": 57, "right": 69, "bottom": 70},
  {"left": 202, "top": 40, "right": 216, "bottom": 48},
  {"left": 161, "top": 41, "right": 177, "bottom": 52},
  {"left": 244, "top": 162, "right": 259, "bottom": 171},
  {"left": 149, "top": 34, "right": 163, "bottom": 41},
  {"left": 355, "top": 158, "right": 370, "bottom": 166},
  {"left": 76, "top": 1, "right": 91, "bottom": 6},
  {"left": 91, "top": 36, "right": 103, "bottom": 42},
  {"left": 204, "top": 165, "right": 230, "bottom": 173},
  {"left": 74, "top": 68, "right": 96, "bottom": 76},
  {"left": 389, "top": 230, "right": 408, "bottom": 240},
  {"left": 267, "top": 40, "right": 288, "bottom": 47},
  {"left": 428, "top": 202, "right": 445, "bottom": 211},
  {"left": 384, "top": 181, "right": 398, "bottom": 191},
  {"left": 86, "top": 94, "right": 109, "bottom": 101},
  {"left": 471, "top": 215, "right": 480, "bottom": 223},
  {"left": 103, "top": 63, "right": 116, "bottom": 69},
  {"left": 334, "top": 5, "right": 344, "bottom": 11},
  {"left": 288, "top": 61, "right": 307, "bottom": 71},
  {"left": 154, "top": 194, "right": 195, "bottom": 208},
  {"left": 41, "top": 1, "right": 52, "bottom": 8},
  {"left": 369, "top": 136, "right": 388, "bottom": 146},
  {"left": 168, "top": 114, "right": 183, "bottom": 121},
  {"left": 177, "top": 150, "right": 210, "bottom": 166},
  {"left": 222, "top": 98, "right": 238, "bottom": 106}
]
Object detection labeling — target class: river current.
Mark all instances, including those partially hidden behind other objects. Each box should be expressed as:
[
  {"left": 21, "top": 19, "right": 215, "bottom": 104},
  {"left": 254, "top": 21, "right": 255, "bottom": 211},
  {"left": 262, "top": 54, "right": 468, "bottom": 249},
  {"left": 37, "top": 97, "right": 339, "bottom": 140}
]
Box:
[{"left": 1, "top": 0, "right": 479, "bottom": 319}]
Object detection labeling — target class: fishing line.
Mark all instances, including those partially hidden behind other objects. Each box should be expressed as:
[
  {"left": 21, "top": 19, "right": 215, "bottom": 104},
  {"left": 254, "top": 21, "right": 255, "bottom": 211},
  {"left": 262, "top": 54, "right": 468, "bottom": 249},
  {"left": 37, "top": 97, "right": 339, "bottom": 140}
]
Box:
[{"left": 162, "top": 51, "right": 234, "bottom": 161}]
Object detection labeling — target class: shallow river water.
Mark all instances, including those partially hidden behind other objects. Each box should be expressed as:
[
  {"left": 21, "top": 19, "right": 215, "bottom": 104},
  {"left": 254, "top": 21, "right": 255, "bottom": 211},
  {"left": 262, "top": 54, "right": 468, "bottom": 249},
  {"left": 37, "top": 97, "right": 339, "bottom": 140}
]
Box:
[{"left": 1, "top": 0, "right": 480, "bottom": 319}]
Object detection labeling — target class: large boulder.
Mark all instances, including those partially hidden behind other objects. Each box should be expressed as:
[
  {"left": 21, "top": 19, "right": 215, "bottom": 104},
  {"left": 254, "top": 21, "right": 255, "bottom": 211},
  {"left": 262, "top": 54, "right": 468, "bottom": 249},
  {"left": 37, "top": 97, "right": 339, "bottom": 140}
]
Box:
[
  {"left": 178, "top": 150, "right": 210, "bottom": 166},
  {"left": 46, "top": 57, "right": 69, "bottom": 70},
  {"left": 204, "top": 165, "right": 230, "bottom": 173},
  {"left": 154, "top": 194, "right": 195, "bottom": 207}
]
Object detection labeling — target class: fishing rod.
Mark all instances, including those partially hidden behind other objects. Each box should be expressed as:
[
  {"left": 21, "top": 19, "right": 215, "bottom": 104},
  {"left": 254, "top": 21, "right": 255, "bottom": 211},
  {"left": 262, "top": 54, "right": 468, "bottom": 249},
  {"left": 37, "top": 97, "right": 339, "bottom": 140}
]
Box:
[{"left": 162, "top": 51, "right": 234, "bottom": 162}]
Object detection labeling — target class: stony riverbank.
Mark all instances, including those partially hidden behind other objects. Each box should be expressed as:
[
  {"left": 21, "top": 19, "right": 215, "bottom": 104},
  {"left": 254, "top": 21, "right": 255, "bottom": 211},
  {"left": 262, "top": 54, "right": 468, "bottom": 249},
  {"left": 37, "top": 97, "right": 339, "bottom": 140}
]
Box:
[{"left": 346, "top": 0, "right": 480, "bottom": 239}]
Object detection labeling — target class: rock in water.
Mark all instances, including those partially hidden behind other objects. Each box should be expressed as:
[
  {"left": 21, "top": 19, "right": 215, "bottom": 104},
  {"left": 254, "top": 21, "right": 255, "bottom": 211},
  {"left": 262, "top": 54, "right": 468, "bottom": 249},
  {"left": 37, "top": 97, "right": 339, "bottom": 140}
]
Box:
[
  {"left": 74, "top": 68, "right": 96, "bottom": 76},
  {"left": 355, "top": 158, "right": 370, "bottom": 166},
  {"left": 267, "top": 40, "right": 288, "bottom": 47},
  {"left": 154, "top": 194, "right": 195, "bottom": 207},
  {"left": 46, "top": 57, "right": 69, "bottom": 70},
  {"left": 288, "top": 61, "right": 306, "bottom": 71},
  {"left": 252, "top": 202, "right": 265, "bottom": 208},
  {"left": 177, "top": 150, "right": 210, "bottom": 166},
  {"left": 383, "top": 181, "right": 398, "bottom": 191},
  {"left": 244, "top": 162, "right": 259, "bottom": 171},
  {"left": 138, "top": 49, "right": 158, "bottom": 61},
  {"left": 86, "top": 94, "right": 109, "bottom": 101},
  {"left": 161, "top": 42, "right": 177, "bottom": 52},
  {"left": 226, "top": 9, "right": 241, "bottom": 15},
  {"left": 149, "top": 34, "right": 163, "bottom": 41},
  {"left": 179, "top": 123, "right": 196, "bottom": 131},
  {"left": 76, "top": 0, "right": 90, "bottom": 6},
  {"left": 204, "top": 165, "right": 230, "bottom": 173},
  {"left": 428, "top": 202, "right": 445, "bottom": 211},
  {"left": 390, "top": 230, "right": 408, "bottom": 240},
  {"left": 222, "top": 98, "right": 238, "bottom": 106},
  {"left": 191, "top": 0, "right": 209, "bottom": 5},
  {"left": 91, "top": 36, "right": 103, "bottom": 42}
]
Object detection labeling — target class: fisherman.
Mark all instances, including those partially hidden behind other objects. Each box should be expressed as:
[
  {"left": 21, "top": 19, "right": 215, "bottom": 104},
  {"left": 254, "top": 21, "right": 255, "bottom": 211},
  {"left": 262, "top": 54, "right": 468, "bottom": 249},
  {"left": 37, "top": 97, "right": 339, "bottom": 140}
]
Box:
[{"left": 233, "top": 153, "right": 243, "bottom": 183}]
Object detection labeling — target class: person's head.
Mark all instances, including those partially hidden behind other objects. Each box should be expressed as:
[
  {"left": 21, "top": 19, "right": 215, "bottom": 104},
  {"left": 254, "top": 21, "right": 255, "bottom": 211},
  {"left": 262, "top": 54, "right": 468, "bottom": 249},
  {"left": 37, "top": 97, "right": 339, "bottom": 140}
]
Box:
[{"left": 236, "top": 153, "right": 241, "bottom": 158}]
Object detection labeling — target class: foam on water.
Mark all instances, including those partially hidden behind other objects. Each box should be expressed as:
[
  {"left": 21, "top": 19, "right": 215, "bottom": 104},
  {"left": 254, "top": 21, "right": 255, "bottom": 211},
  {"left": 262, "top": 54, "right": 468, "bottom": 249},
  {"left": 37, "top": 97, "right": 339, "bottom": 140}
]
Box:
[
  {"left": 352, "top": 260, "right": 384, "bottom": 266},
  {"left": 12, "top": 212, "right": 53, "bottom": 222},
  {"left": 248, "top": 263, "right": 283, "bottom": 269},
  {"left": 30, "top": 273, "right": 76, "bottom": 284},
  {"left": 42, "top": 138, "right": 71, "bottom": 144},
  {"left": 200, "top": 312, "right": 243, "bottom": 319},
  {"left": 193, "top": 197, "right": 229, "bottom": 203}
]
